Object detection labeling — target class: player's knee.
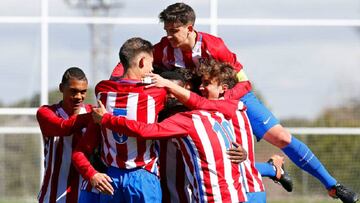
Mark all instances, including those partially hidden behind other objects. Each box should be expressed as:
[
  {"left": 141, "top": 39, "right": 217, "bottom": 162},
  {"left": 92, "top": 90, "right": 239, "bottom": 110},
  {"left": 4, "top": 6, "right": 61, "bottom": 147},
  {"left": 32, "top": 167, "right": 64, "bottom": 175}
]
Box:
[{"left": 263, "top": 125, "right": 291, "bottom": 148}]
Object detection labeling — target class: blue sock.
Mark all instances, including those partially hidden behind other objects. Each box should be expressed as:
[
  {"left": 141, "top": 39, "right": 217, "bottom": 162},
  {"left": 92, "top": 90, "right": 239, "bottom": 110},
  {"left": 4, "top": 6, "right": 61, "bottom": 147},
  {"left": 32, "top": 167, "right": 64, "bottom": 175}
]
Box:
[
  {"left": 255, "top": 162, "right": 276, "bottom": 177},
  {"left": 282, "top": 136, "right": 337, "bottom": 189}
]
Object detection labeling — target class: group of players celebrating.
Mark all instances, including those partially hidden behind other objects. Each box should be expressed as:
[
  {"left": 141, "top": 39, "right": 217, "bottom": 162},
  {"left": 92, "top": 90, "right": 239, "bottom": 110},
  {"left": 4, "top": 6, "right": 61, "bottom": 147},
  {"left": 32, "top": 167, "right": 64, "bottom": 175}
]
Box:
[{"left": 36, "top": 2, "right": 359, "bottom": 203}]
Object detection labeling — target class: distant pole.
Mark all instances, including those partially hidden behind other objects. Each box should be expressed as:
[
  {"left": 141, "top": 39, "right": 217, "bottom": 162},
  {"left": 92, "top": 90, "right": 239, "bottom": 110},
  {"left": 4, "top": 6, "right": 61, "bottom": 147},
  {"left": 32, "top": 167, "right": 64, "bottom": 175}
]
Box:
[
  {"left": 64, "top": 0, "right": 123, "bottom": 85},
  {"left": 210, "top": 0, "right": 218, "bottom": 36}
]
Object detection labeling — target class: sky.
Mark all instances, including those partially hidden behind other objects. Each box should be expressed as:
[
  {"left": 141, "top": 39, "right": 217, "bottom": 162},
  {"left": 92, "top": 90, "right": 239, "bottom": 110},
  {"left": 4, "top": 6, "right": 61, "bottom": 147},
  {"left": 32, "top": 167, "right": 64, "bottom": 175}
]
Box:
[{"left": 0, "top": 0, "right": 360, "bottom": 120}]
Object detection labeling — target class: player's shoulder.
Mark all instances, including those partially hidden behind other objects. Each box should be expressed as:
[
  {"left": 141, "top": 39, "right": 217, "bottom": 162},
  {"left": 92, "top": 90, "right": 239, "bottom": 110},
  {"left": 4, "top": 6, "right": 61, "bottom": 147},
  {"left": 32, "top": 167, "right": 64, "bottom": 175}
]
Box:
[
  {"left": 200, "top": 32, "right": 224, "bottom": 43},
  {"left": 37, "top": 103, "right": 57, "bottom": 112},
  {"left": 95, "top": 80, "right": 118, "bottom": 92},
  {"left": 154, "top": 36, "right": 170, "bottom": 50},
  {"left": 83, "top": 104, "right": 93, "bottom": 113},
  {"left": 36, "top": 103, "right": 59, "bottom": 118},
  {"left": 143, "top": 86, "right": 167, "bottom": 99}
]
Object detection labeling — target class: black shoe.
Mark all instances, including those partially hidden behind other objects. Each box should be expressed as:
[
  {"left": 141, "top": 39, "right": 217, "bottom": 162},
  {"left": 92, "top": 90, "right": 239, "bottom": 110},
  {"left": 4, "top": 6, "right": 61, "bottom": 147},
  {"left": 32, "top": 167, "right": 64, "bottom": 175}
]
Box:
[
  {"left": 328, "top": 183, "right": 359, "bottom": 203},
  {"left": 267, "top": 155, "right": 293, "bottom": 192}
]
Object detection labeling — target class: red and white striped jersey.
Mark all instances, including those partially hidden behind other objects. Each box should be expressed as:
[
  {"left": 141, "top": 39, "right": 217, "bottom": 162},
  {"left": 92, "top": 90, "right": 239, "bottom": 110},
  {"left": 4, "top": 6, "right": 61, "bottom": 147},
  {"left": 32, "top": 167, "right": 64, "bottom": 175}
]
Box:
[
  {"left": 232, "top": 110, "right": 265, "bottom": 193},
  {"left": 186, "top": 92, "right": 265, "bottom": 193},
  {"left": 153, "top": 31, "right": 243, "bottom": 72},
  {"left": 95, "top": 79, "right": 167, "bottom": 174},
  {"left": 100, "top": 98, "right": 248, "bottom": 203},
  {"left": 36, "top": 103, "right": 92, "bottom": 203},
  {"left": 159, "top": 140, "right": 193, "bottom": 203}
]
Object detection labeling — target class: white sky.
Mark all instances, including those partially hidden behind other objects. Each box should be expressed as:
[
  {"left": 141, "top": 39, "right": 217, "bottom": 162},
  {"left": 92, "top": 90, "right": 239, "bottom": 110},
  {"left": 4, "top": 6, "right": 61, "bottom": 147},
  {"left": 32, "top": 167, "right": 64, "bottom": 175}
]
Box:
[{"left": 0, "top": 0, "right": 360, "bottom": 119}]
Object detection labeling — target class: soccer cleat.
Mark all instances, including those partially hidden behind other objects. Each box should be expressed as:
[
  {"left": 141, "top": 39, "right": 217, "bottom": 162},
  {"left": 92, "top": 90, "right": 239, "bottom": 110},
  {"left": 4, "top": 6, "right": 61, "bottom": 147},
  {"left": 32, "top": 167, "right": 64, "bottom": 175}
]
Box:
[
  {"left": 328, "top": 183, "right": 359, "bottom": 203},
  {"left": 267, "top": 155, "right": 293, "bottom": 192}
]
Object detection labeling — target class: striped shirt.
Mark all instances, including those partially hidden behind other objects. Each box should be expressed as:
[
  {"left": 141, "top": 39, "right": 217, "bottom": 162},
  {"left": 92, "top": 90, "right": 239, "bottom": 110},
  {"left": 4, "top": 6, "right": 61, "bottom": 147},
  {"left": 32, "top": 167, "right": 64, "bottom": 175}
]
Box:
[
  {"left": 153, "top": 31, "right": 243, "bottom": 72},
  {"left": 37, "top": 103, "right": 92, "bottom": 203},
  {"left": 159, "top": 140, "right": 193, "bottom": 203},
  {"left": 101, "top": 97, "right": 248, "bottom": 203},
  {"left": 187, "top": 93, "right": 265, "bottom": 193},
  {"left": 95, "top": 79, "right": 166, "bottom": 174}
]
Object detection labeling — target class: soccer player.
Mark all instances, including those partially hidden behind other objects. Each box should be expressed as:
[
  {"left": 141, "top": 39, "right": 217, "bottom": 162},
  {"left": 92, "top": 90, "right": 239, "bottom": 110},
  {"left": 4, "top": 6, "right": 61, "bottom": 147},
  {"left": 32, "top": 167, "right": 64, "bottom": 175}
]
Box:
[
  {"left": 36, "top": 67, "right": 98, "bottom": 203},
  {"left": 146, "top": 61, "right": 266, "bottom": 202},
  {"left": 91, "top": 86, "right": 250, "bottom": 203},
  {"left": 158, "top": 71, "right": 247, "bottom": 203},
  {"left": 72, "top": 37, "right": 166, "bottom": 202},
  {"left": 152, "top": 3, "right": 359, "bottom": 202}
]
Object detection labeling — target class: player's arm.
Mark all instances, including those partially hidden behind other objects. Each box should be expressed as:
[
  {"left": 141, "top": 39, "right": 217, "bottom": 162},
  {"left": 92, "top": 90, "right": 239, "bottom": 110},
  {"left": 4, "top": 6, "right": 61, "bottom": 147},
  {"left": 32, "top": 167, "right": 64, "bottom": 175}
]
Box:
[
  {"left": 36, "top": 106, "right": 91, "bottom": 137},
  {"left": 93, "top": 101, "right": 188, "bottom": 139},
  {"left": 147, "top": 73, "right": 190, "bottom": 104},
  {"left": 185, "top": 92, "right": 242, "bottom": 118},
  {"left": 72, "top": 122, "right": 114, "bottom": 195},
  {"left": 223, "top": 81, "right": 252, "bottom": 100}
]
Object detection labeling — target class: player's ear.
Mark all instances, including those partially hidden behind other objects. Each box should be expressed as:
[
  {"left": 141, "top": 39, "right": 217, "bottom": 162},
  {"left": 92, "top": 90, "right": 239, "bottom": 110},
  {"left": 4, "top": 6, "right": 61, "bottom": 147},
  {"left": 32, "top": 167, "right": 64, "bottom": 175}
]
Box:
[
  {"left": 59, "top": 83, "right": 64, "bottom": 93},
  {"left": 222, "top": 84, "right": 229, "bottom": 92},
  {"left": 187, "top": 24, "right": 194, "bottom": 32},
  {"left": 139, "top": 57, "right": 145, "bottom": 68}
]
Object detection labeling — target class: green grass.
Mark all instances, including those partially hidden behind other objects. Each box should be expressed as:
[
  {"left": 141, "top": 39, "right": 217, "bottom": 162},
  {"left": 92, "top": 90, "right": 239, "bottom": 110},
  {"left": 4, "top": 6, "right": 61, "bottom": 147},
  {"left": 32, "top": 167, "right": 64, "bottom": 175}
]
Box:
[
  {"left": 269, "top": 197, "right": 338, "bottom": 203},
  {"left": 0, "top": 197, "right": 36, "bottom": 203}
]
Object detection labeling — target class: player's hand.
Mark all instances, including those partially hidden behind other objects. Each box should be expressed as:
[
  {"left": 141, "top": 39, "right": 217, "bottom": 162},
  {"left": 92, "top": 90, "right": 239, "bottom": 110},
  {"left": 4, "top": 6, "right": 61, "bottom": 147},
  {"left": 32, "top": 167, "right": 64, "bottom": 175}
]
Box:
[
  {"left": 144, "top": 73, "right": 171, "bottom": 88},
  {"left": 92, "top": 100, "right": 107, "bottom": 124},
  {"left": 90, "top": 172, "right": 114, "bottom": 195},
  {"left": 227, "top": 142, "right": 247, "bottom": 164}
]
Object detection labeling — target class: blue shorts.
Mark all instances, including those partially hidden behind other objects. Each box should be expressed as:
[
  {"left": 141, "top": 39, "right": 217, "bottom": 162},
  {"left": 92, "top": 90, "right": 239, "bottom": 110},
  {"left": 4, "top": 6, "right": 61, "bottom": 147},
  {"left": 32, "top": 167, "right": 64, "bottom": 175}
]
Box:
[
  {"left": 100, "top": 166, "right": 162, "bottom": 203},
  {"left": 245, "top": 191, "right": 266, "bottom": 203},
  {"left": 240, "top": 91, "right": 279, "bottom": 141},
  {"left": 79, "top": 190, "right": 100, "bottom": 203}
]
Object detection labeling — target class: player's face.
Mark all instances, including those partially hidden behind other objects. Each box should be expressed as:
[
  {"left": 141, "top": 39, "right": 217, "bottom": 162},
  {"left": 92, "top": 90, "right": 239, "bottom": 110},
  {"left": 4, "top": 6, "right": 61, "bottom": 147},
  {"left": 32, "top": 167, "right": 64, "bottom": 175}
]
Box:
[
  {"left": 199, "top": 77, "right": 224, "bottom": 100},
  {"left": 60, "top": 78, "right": 88, "bottom": 115},
  {"left": 164, "top": 22, "right": 191, "bottom": 48},
  {"left": 165, "top": 79, "right": 185, "bottom": 108}
]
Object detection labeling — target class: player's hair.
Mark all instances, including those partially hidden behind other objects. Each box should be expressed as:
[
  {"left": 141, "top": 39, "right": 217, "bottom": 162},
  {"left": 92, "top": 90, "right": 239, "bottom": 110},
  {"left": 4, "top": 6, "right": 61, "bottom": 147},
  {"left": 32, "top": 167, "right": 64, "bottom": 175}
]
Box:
[
  {"left": 160, "top": 71, "right": 186, "bottom": 87},
  {"left": 197, "top": 59, "right": 237, "bottom": 89},
  {"left": 119, "top": 37, "right": 153, "bottom": 71},
  {"left": 61, "top": 67, "right": 87, "bottom": 86},
  {"left": 159, "top": 3, "right": 196, "bottom": 26}
]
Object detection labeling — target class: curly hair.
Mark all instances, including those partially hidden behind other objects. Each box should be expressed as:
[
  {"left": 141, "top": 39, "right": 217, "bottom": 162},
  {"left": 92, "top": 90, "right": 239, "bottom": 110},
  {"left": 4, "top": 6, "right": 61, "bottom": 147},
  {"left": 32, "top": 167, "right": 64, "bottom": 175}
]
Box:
[{"left": 196, "top": 59, "right": 237, "bottom": 89}]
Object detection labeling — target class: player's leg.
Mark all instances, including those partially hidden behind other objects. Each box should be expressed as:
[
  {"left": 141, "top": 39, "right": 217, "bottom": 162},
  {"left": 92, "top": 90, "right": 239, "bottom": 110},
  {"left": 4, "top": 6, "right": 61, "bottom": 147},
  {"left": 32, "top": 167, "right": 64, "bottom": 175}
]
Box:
[
  {"left": 244, "top": 191, "right": 266, "bottom": 203},
  {"left": 99, "top": 166, "right": 123, "bottom": 203},
  {"left": 255, "top": 155, "right": 293, "bottom": 192},
  {"left": 264, "top": 128, "right": 359, "bottom": 202},
  {"left": 79, "top": 190, "right": 100, "bottom": 203},
  {"left": 78, "top": 179, "right": 101, "bottom": 203},
  {"left": 123, "top": 168, "right": 162, "bottom": 203},
  {"left": 242, "top": 91, "right": 359, "bottom": 202},
  {"left": 255, "top": 162, "right": 276, "bottom": 177}
]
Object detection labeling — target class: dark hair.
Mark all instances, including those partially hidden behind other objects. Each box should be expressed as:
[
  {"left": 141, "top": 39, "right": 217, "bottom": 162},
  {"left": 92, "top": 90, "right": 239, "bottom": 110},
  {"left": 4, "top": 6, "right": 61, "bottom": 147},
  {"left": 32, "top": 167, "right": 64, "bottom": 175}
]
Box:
[
  {"left": 196, "top": 59, "right": 237, "bottom": 88},
  {"left": 159, "top": 3, "right": 196, "bottom": 26},
  {"left": 119, "top": 37, "right": 153, "bottom": 71},
  {"left": 61, "top": 67, "right": 87, "bottom": 86},
  {"left": 160, "top": 71, "right": 186, "bottom": 85}
]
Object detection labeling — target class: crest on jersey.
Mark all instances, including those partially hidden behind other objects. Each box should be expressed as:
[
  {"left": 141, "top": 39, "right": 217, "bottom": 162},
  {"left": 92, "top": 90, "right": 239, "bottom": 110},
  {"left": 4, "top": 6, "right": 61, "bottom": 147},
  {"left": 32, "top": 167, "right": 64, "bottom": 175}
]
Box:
[
  {"left": 112, "top": 132, "right": 128, "bottom": 144},
  {"left": 112, "top": 108, "right": 128, "bottom": 144}
]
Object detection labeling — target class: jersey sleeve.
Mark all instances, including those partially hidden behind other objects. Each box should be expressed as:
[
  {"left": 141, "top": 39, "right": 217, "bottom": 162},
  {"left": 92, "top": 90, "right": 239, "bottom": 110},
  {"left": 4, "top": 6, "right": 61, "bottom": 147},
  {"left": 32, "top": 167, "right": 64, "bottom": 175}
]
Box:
[
  {"left": 224, "top": 81, "right": 252, "bottom": 100},
  {"left": 36, "top": 106, "right": 91, "bottom": 137},
  {"left": 101, "top": 113, "right": 189, "bottom": 139},
  {"left": 72, "top": 122, "right": 102, "bottom": 180}
]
